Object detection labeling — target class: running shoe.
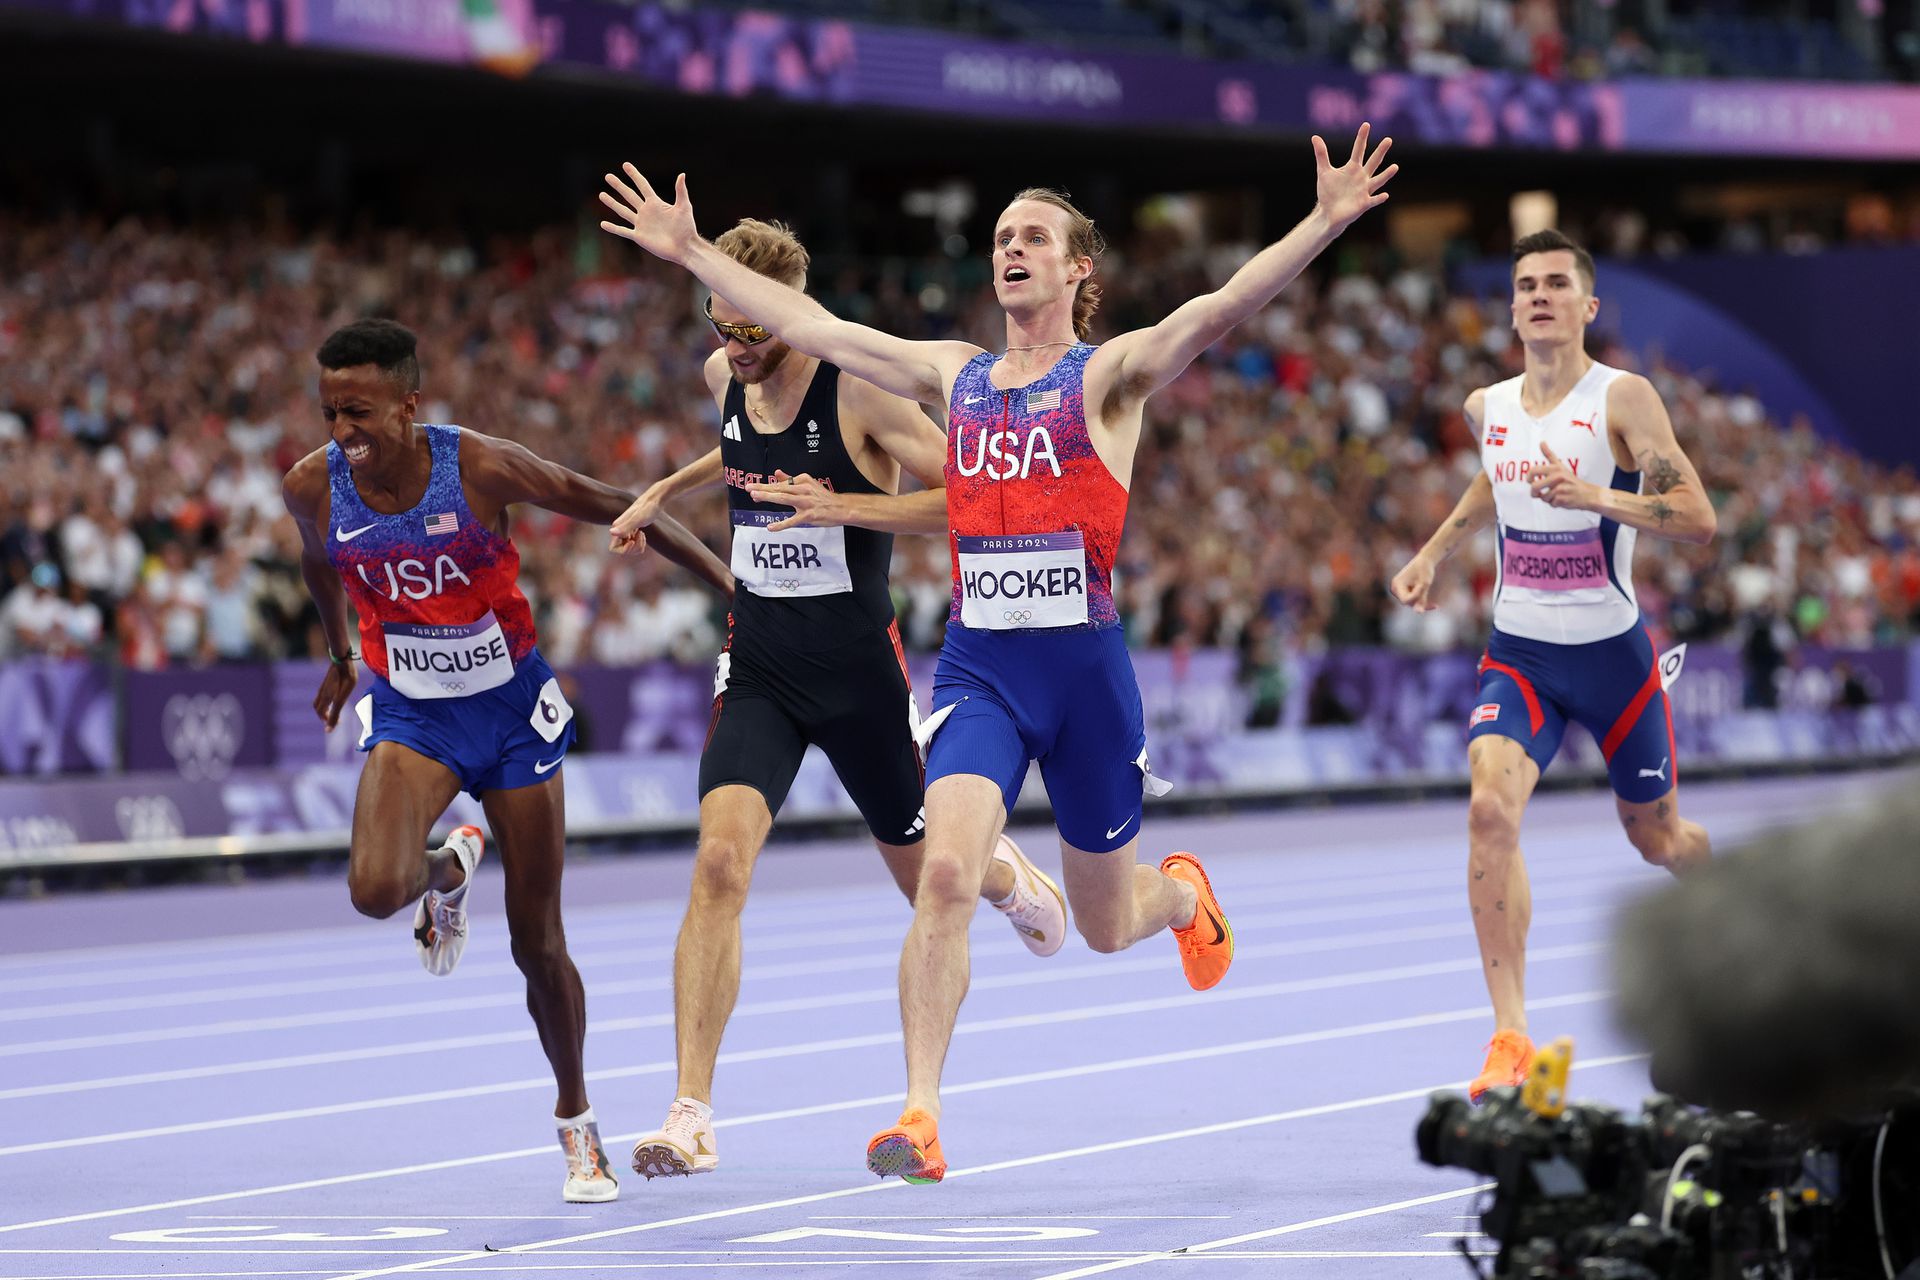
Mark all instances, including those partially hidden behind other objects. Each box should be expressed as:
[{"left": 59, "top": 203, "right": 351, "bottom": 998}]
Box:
[
  {"left": 990, "top": 834, "right": 1067, "bottom": 957},
  {"left": 557, "top": 1111, "right": 619, "bottom": 1203},
  {"left": 412, "top": 825, "right": 483, "bottom": 977},
  {"left": 631, "top": 1098, "right": 718, "bottom": 1179},
  {"left": 1160, "top": 851, "right": 1233, "bottom": 991},
  {"left": 1469, "top": 1029, "right": 1536, "bottom": 1104},
  {"left": 866, "top": 1108, "right": 946, "bottom": 1184}
]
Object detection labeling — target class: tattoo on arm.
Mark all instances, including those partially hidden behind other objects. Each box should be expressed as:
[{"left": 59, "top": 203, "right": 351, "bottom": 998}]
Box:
[
  {"left": 1649, "top": 498, "right": 1674, "bottom": 527},
  {"left": 1641, "top": 451, "right": 1683, "bottom": 495}
]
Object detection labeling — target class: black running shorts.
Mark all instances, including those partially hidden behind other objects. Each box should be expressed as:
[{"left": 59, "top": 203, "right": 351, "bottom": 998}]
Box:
[{"left": 698, "top": 618, "right": 925, "bottom": 845}]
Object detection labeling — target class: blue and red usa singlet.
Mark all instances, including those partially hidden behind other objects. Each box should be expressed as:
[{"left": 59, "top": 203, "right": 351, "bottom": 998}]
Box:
[
  {"left": 327, "top": 424, "right": 535, "bottom": 699},
  {"left": 943, "top": 344, "right": 1129, "bottom": 632}
]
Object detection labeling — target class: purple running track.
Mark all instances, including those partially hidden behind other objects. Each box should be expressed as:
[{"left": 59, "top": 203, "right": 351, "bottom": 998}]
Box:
[{"left": 0, "top": 772, "right": 1894, "bottom": 1279}]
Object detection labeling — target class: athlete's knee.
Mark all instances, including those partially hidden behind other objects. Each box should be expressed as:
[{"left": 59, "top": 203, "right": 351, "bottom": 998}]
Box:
[
  {"left": 509, "top": 921, "right": 571, "bottom": 977},
  {"left": 1624, "top": 815, "right": 1679, "bottom": 868},
  {"left": 1075, "top": 916, "right": 1134, "bottom": 954},
  {"left": 915, "top": 849, "right": 980, "bottom": 914},
  {"left": 1466, "top": 788, "right": 1523, "bottom": 851},
  {"left": 689, "top": 834, "right": 757, "bottom": 911},
  {"left": 346, "top": 862, "right": 412, "bottom": 920}
]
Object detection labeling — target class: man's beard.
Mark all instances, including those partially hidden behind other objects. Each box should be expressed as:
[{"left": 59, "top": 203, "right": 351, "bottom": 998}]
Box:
[{"left": 735, "top": 341, "right": 793, "bottom": 385}]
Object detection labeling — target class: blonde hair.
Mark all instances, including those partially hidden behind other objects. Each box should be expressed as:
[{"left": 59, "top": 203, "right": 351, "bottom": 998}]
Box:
[
  {"left": 1006, "top": 187, "right": 1105, "bottom": 340},
  {"left": 714, "top": 218, "right": 809, "bottom": 290}
]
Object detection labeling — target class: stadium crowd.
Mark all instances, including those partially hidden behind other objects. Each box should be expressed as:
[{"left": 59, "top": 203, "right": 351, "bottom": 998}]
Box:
[{"left": 4, "top": 212, "right": 1919, "bottom": 684}]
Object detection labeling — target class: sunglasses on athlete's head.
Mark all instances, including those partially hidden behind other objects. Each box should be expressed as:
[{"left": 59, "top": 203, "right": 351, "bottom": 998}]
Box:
[{"left": 705, "top": 297, "right": 772, "bottom": 346}]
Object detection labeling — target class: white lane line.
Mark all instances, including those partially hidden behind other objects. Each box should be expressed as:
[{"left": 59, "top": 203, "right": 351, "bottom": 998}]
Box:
[
  {"left": 0, "top": 900, "right": 1612, "bottom": 1062},
  {"left": 1024, "top": 1188, "right": 1501, "bottom": 1280},
  {"left": 0, "top": 943, "right": 1605, "bottom": 1157},
  {"left": 314, "top": 1054, "right": 1649, "bottom": 1280},
  {"left": 804, "top": 1216, "right": 1234, "bottom": 1220},
  {"left": 0, "top": 989, "right": 1627, "bottom": 1234},
  {"left": 0, "top": 884, "right": 1622, "bottom": 1090},
  {"left": 0, "top": 840, "right": 1646, "bottom": 982}
]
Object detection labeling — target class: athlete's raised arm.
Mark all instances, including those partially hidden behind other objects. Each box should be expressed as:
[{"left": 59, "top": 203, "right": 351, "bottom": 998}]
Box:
[
  {"left": 461, "top": 431, "right": 735, "bottom": 595},
  {"left": 598, "top": 167, "right": 978, "bottom": 408},
  {"left": 1527, "top": 375, "right": 1716, "bottom": 545},
  {"left": 281, "top": 453, "right": 359, "bottom": 728},
  {"left": 1095, "top": 125, "right": 1397, "bottom": 406}
]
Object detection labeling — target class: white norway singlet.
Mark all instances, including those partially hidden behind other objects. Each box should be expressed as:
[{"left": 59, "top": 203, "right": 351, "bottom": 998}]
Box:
[{"left": 1479, "top": 361, "right": 1641, "bottom": 646}]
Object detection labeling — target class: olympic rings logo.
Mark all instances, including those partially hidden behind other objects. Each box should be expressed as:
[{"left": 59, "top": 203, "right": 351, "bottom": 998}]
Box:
[
  {"left": 774, "top": 579, "right": 801, "bottom": 591},
  {"left": 161, "top": 692, "right": 244, "bottom": 780},
  {"left": 440, "top": 680, "right": 466, "bottom": 693},
  {"left": 1003, "top": 610, "right": 1035, "bottom": 623}
]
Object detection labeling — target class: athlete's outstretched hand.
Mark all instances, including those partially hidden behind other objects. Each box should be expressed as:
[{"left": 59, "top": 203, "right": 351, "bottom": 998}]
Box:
[
  {"left": 1529, "top": 442, "right": 1601, "bottom": 511},
  {"left": 599, "top": 166, "right": 699, "bottom": 264},
  {"left": 1390, "top": 554, "right": 1441, "bottom": 613},
  {"left": 608, "top": 486, "right": 661, "bottom": 555},
  {"left": 1313, "top": 123, "right": 1397, "bottom": 232},
  {"left": 314, "top": 659, "right": 357, "bottom": 731},
  {"left": 750, "top": 471, "right": 845, "bottom": 532}
]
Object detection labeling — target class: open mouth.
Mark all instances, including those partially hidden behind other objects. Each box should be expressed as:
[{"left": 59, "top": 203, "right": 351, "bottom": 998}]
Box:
[
  {"left": 342, "top": 440, "right": 373, "bottom": 465},
  {"left": 1003, "top": 266, "right": 1031, "bottom": 285}
]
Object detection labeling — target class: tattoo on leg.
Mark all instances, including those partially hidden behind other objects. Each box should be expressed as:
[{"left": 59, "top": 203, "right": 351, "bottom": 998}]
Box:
[
  {"left": 1657, "top": 799, "right": 1670, "bottom": 819},
  {"left": 1491, "top": 959, "right": 1500, "bottom": 968},
  {"left": 1453, "top": 517, "right": 1468, "bottom": 529},
  {"left": 1473, "top": 906, "right": 1481, "bottom": 916},
  {"left": 1495, "top": 900, "right": 1506, "bottom": 912},
  {"left": 1474, "top": 868, "right": 1485, "bottom": 881},
  {"left": 1625, "top": 813, "right": 1637, "bottom": 825}
]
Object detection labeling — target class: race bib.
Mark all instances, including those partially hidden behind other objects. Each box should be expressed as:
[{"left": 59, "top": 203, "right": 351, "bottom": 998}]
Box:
[
  {"left": 1502, "top": 528, "right": 1609, "bottom": 592},
  {"left": 957, "top": 531, "right": 1089, "bottom": 630},
  {"left": 383, "top": 612, "right": 514, "bottom": 700},
  {"left": 730, "top": 510, "right": 854, "bottom": 598}
]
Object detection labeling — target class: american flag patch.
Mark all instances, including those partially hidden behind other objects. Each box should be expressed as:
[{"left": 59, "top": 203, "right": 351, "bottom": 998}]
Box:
[
  {"left": 1026, "top": 387, "right": 1061, "bottom": 413},
  {"left": 1486, "top": 423, "right": 1509, "bottom": 447},
  {"left": 424, "top": 512, "right": 458, "bottom": 536}
]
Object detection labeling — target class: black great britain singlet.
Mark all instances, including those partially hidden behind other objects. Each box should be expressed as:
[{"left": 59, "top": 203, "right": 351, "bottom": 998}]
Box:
[{"left": 721, "top": 362, "right": 896, "bottom": 651}]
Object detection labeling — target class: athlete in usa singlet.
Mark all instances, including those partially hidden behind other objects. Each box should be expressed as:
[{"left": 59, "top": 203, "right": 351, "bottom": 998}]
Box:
[{"left": 922, "top": 344, "right": 1165, "bottom": 855}]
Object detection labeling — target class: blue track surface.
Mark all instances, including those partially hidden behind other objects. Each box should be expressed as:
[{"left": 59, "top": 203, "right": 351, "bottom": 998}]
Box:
[{"left": 0, "top": 773, "right": 1893, "bottom": 1279}]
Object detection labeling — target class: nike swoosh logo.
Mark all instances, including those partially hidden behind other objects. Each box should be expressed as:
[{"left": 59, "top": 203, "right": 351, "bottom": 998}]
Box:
[
  {"left": 1106, "top": 815, "right": 1135, "bottom": 840},
  {"left": 1202, "top": 905, "right": 1226, "bottom": 947},
  {"left": 964, "top": 395, "right": 986, "bottom": 404},
  {"left": 335, "top": 523, "right": 377, "bottom": 542},
  {"left": 533, "top": 756, "right": 562, "bottom": 774}
]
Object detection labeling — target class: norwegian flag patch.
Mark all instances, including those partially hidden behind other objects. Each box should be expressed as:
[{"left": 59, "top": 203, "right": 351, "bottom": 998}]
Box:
[
  {"left": 1486, "top": 423, "right": 1509, "bottom": 448},
  {"left": 1026, "top": 387, "right": 1062, "bottom": 413},
  {"left": 1469, "top": 702, "right": 1502, "bottom": 728},
  {"left": 424, "top": 512, "right": 458, "bottom": 536}
]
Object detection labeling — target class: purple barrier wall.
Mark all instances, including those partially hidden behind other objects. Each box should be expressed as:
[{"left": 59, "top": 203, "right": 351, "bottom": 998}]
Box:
[
  {"left": 11, "top": 0, "right": 1920, "bottom": 159},
  {"left": 3, "top": 644, "right": 1909, "bottom": 783}
]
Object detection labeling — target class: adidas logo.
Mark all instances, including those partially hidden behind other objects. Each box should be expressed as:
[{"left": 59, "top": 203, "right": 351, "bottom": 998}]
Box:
[
  {"left": 722, "top": 415, "right": 743, "bottom": 442},
  {"left": 907, "top": 806, "right": 926, "bottom": 836}
]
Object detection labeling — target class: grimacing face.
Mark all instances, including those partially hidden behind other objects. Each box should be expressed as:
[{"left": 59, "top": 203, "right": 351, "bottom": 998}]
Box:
[
  {"left": 1511, "top": 249, "right": 1599, "bottom": 347},
  {"left": 320, "top": 365, "right": 418, "bottom": 471},
  {"left": 992, "top": 199, "right": 1090, "bottom": 316},
  {"left": 709, "top": 293, "right": 793, "bottom": 386}
]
